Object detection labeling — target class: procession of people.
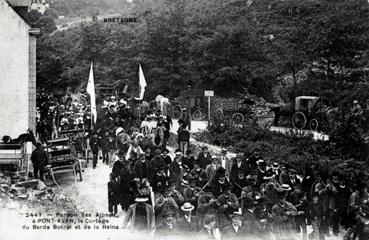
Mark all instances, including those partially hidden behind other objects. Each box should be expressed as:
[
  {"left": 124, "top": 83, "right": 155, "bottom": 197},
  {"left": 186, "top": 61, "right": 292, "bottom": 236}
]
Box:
[{"left": 28, "top": 93, "right": 369, "bottom": 240}]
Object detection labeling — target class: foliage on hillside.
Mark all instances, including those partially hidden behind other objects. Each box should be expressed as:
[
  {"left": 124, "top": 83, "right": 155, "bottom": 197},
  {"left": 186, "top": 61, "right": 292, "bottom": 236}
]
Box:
[{"left": 35, "top": 0, "right": 369, "bottom": 104}]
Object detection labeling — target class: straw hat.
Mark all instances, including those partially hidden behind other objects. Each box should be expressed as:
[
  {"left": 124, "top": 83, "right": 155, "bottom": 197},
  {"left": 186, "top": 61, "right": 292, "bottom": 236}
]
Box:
[{"left": 181, "top": 202, "right": 195, "bottom": 212}]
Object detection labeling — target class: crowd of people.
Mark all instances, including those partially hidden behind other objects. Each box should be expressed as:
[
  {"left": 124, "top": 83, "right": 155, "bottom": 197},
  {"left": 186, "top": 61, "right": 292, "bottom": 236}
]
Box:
[
  {"left": 102, "top": 119, "right": 369, "bottom": 240},
  {"left": 31, "top": 92, "right": 369, "bottom": 240}
]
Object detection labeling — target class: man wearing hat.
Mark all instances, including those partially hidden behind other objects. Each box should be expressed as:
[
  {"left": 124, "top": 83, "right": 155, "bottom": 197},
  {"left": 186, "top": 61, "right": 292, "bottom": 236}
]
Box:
[
  {"left": 119, "top": 158, "right": 135, "bottom": 211},
  {"left": 198, "top": 215, "right": 219, "bottom": 240},
  {"left": 155, "top": 212, "right": 178, "bottom": 236},
  {"left": 271, "top": 162, "right": 282, "bottom": 182},
  {"left": 177, "top": 202, "right": 199, "bottom": 233},
  {"left": 255, "top": 159, "right": 268, "bottom": 188},
  {"left": 248, "top": 148, "right": 262, "bottom": 171},
  {"left": 180, "top": 107, "right": 192, "bottom": 131},
  {"left": 209, "top": 168, "right": 230, "bottom": 197},
  {"left": 206, "top": 157, "right": 220, "bottom": 184},
  {"left": 151, "top": 165, "right": 168, "bottom": 194},
  {"left": 133, "top": 153, "right": 152, "bottom": 183},
  {"left": 216, "top": 182, "right": 239, "bottom": 229},
  {"left": 221, "top": 210, "right": 246, "bottom": 238},
  {"left": 111, "top": 150, "right": 126, "bottom": 179},
  {"left": 150, "top": 149, "right": 166, "bottom": 175},
  {"left": 198, "top": 146, "right": 212, "bottom": 169},
  {"left": 177, "top": 122, "right": 190, "bottom": 156},
  {"left": 232, "top": 169, "right": 252, "bottom": 198},
  {"left": 219, "top": 149, "right": 232, "bottom": 180},
  {"left": 31, "top": 142, "right": 48, "bottom": 181},
  {"left": 123, "top": 196, "right": 155, "bottom": 233},
  {"left": 89, "top": 130, "right": 99, "bottom": 169},
  {"left": 271, "top": 189, "right": 298, "bottom": 240},
  {"left": 189, "top": 159, "right": 208, "bottom": 188},
  {"left": 161, "top": 148, "right": 172, "bottom": 171},
  {"left": 261, "top": 171, "right": 280, "bottom": 212},
  {"left": 183, "top": 149, "right": 195, "bottom": 170},
  {"left": 230, "top": 153, "right": 249, "bottom": 187},
  {"left": 197, "top": 191, "right": 218, "bottom": 228},
  {"left": 282, "top": 168, "right": 301, "bottom": 190},
  {"left": 155, "top": 189, "right": 179, "bottom": 224},
  {"left": 177, "top": 165, "right": 191, "bottom": 192},
  {"left": 170, "top": 149, "right": 184, "bottom": 185},
  {"left": 183, "top": 177, "right": 202, "bottom": 210}
]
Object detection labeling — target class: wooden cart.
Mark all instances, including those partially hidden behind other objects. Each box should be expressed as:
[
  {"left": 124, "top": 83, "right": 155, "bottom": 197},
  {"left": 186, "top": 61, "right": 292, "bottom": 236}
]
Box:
[
  {"left": 213, "top": 97, "right": 255, "bottom": 124},
  {"left": 45, "top": 138, "right": 83, "bottom": 190},
  {"left": 0, "top": 144, "right": 25, "bottom": 171}
]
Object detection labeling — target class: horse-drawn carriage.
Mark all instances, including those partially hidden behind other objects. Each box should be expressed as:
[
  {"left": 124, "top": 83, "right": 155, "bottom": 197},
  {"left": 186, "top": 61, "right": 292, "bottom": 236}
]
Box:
[
  {"left": 171, "top": 88, "right": 207, "bottom": 120},
  {"left": 272, "top": 96, "right": 332, "bottom": 131},
  {"left": 59, "top": 128, "right": 87, "bottom": 158},
  {"left": 45, "top": 137, "right": 83, "bottom": 189},
  {"left": 213, "top": 97, "right": 255, "bottom": 124}
]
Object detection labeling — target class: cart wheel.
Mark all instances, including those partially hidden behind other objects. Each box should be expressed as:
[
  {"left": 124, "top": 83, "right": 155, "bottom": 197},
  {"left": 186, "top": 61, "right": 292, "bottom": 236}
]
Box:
[
  {"left": 309, "top": 118, "right": 319, "bottom": 131},
  {"left": 214, "top": 108, "right": 224, "bottom": 116},
  {"left": 292, "top": 111, "right": 307, "bottom": 129},
  {"left": 193, "top": 109, "right": 203, "bottom": 121},
  {"left": 172, "top": 105, "right": 183, "bottom": 119},
  {"left": 232, "top": 113, "right": 244, "bottom": 125}
]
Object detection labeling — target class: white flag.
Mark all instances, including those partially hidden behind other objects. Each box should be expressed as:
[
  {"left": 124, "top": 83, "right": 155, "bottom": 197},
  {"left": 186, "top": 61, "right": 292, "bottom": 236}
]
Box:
[
  {"left": 86, "top": 62, "right": 97, "bottom": 124},
  {"left": 137, "top": 64, "right": 147, "bottom": 100}
]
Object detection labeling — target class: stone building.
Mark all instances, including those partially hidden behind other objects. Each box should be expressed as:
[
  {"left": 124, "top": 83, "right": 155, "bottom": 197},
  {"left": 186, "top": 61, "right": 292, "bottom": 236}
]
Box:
[{"left": 0, "top": 0, "right": 39, "bottom": 138}]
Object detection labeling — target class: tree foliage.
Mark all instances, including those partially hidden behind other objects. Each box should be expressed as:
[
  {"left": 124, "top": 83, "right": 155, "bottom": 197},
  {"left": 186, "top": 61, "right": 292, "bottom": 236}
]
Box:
[{"left": 35, "top": 0, "right": 369, "bottom": 104}]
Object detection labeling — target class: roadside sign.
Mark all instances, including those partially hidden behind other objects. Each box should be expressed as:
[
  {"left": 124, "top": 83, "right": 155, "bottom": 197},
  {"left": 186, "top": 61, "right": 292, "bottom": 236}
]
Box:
[
  {"left": 204, "top": 91, "right": 214, "bottom": 122},
  {"left": 204, "top": 91, "right": 214, "bottom": 97}
]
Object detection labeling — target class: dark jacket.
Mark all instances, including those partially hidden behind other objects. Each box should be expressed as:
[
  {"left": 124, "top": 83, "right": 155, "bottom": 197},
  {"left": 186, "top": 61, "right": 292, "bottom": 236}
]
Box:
[
  {"left": 178, "top": 127, "right": 190, "bottom": 142},
  {"left": 31, "top": 148, "right": 48, "bottom": 168},
  {"left": 133, "top": 160, "right": 152, "bottom": 182},
  {"left": 198, "top": 152, "right": 212, "bottom": 169},
  {"left": 170, "top": 160, "right": 182, "bottom": 184},
  {"left": 151, "top": 156, "right": 166, "bottom": 173},
  {"left": 222, "top": 224, "right": 247, "bottom": 239},
  {"left": 177, "top": 215, "right": 199, "bottom": 233}
]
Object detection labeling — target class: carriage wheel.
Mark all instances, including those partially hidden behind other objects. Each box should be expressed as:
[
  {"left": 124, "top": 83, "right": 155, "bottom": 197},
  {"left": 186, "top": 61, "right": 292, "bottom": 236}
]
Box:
[
  {"left": 172, "top": 105, "right": 183, "bottom": 119},
  {"left": 193, "top": 109, "right": 203, "bottom": 121},
  {"left": 232, "top": 113, "right": 244, "bottom": 125},
  {"left": 309, "top": 118, "right": 319, "bottom": 131},
  {"left": 215, "top": 108, "right": 223, "bottom": 116},
  {"left": 292, "top": 111, "right": 307, "bottom": 129}
]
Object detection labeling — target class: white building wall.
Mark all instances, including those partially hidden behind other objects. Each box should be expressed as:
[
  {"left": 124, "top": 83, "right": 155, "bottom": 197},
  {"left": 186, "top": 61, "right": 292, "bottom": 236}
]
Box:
[{"left": 0, "top": 0, "right": 31, "bottom": 138}]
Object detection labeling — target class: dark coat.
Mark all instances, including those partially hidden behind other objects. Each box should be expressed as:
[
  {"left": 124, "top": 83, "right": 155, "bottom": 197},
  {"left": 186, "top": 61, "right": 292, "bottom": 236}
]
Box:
[
  {"left": 152, "top": 173, "right": 168, "bottom": 194},
  {"left": 150, "top": 156, "right": 166, "bottom": 173},
  {"left": 189, "top": 168, "right": 208, "bottom": 187},
  {"left": 123, "top": 202, "right": 155, "bottom": 232},
  {"left": 133, "top": 160, "right": 152, "bottom": 182},
  {"left": 31, "top": 148, "right": 48, "bottom": 168},
  {"left": 198, "top": 152, "right": 212, "bottom": 169},
  {"left": 177, "top": 215, "right": 199, "bottom": 233},
  {"left": 216, "top": 193, "right": 239, "bottom": 229},
  {"left": 89, "top": 135, "right": 99, "bottom": 153},
  {"left": 111, "top": 160, "right": 124, "bottom": 179},
  {"left": 170, "top": 160, "right": 182, "bottom": 184},
  {"left": 221, "top": 225, "right": 247, "bottom": 239},
  {"left": 230, "top": 161, "right": 248, "bottom": 183}
]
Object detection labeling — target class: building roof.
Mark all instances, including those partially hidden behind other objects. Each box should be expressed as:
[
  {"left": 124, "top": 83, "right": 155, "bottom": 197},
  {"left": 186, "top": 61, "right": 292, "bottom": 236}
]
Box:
[{"left": 7, "top": 0, "right": 31, "bottom": 7}]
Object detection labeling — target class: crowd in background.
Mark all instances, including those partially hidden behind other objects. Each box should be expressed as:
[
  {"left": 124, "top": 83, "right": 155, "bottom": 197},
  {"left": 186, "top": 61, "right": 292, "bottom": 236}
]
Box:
[{"left": 30, "top": 92, "right": 369, "bottom": 240}]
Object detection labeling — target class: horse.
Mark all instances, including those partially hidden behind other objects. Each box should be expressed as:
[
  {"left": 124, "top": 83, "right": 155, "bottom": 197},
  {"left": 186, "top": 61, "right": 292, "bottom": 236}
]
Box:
[
  {"left": 155, "top": 95, "right": 172, "bottom": 116},
  {"left": 269, "top": 103, "right": 295, "bottom": 126},
  {"left": 2, "top": 129, "right": 37, "bottom": 146}
]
